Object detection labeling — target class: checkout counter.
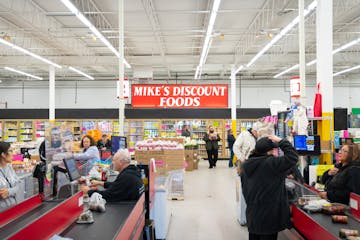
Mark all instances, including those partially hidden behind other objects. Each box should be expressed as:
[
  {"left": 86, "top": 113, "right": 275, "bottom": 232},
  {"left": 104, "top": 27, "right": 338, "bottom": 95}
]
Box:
[
  {"left": 290, "top": 181, "right": 360, "bottom": 240},
  {"left": 0, "top": 161, "right": 155, "bottom": 240}
]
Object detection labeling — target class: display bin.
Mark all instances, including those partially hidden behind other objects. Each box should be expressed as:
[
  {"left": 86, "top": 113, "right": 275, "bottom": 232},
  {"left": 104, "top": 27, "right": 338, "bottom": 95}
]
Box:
[{"left": 167, "top": 169, "right": 184, "bottom": 200}]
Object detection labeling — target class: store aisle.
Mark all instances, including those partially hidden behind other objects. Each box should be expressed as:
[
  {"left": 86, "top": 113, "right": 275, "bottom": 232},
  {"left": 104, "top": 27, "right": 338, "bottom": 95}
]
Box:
[{"left": 166, "top": 160, "right": 248, "bottom": 240}]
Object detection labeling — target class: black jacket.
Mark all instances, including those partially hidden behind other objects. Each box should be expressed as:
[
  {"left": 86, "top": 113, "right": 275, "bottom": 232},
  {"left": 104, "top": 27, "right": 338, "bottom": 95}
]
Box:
[
  {"left": 227, "top": 134, "right": 235, "bottom": 150},
  {"left": 320, "top": 163, "right": 342, "bottom": 186},
  {"left": 325, "top": 162, "right": 360, "bottom": 204},
  {"left": 203, "top": 133, "right": 221, "bottom": 151},
  {"left": 89, "top": 165, "right": 144, "bottom": 202},
  {"left": 241, "top": 139, "right": 298, "bottom": 234},
  {"left": 97, "top": 139, "right": 112, "bottom": 150}
]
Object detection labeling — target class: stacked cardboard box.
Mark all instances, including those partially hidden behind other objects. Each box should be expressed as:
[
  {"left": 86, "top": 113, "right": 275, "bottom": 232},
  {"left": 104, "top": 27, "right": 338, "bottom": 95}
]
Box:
[
  {"left": 185, "top": 149, "right": 197, "bottom": 171},
  {"left": 135, "top": 149, "right": 185, "bottom": 175}
]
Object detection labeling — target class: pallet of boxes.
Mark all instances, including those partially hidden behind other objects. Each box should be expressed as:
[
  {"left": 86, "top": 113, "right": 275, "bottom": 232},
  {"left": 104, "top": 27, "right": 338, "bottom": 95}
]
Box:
[
  {"left": 135, "top": 138, "right": 185, "bottom": 200},
  {"left": 184, "top": 137, "right": 199, "bottom": 171}
]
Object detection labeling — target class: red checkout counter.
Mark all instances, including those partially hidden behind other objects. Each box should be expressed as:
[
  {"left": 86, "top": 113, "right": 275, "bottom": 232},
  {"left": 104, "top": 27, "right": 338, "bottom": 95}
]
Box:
[
  {"left": 291, "top": 182, "right": 360, "bottom": 240},
  {"left": 0, "top": 163, "right": 155, "bottom": 240},
  {"left": 0, "top": 192, "right": 145, "bottom": 240}
]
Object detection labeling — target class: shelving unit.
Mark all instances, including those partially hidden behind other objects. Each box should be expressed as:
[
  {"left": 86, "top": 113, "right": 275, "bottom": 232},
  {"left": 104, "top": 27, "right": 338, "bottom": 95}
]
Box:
[
  {"left": 66, "top": 121, "right": 81, "bottom": 141},
  {"left": 128, "top": 120, "right": 143, "bottom": 152},
  {"left": 35, "top": 120, "right": 46, "bottom": 139},
  {"left": 82, "top": 120, "right": 96, "bottom": 135},
  {"left": 4, "top": 121, "right": 18, "bottom": 143},
  {"left": 159, "top": 120, "right": 178, "bottom": 137},
  {"left": 19, "top": 121, "right": 34, "bottom": 142},
  {"left": 143, "top": 120, "right": 159, "bottom": 138},
  {"left": 98, "top": 120, "right": 113, "bottom": 135},
  {"left": 191, "top": 120, "right": 207, "bottom": 158}
]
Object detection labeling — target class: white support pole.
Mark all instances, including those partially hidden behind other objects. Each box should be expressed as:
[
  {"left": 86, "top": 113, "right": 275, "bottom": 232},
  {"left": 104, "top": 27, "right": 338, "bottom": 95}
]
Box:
[
  {"left": 316, "top": 0, "right": 333, "bottom": 113},
  {"left": 118, "top": 0, "right": 125, "bottom": 136},
  {"left": 49, "top": 65, "right": 55, "bottom": 121},
  {"left": 299, "top": 0, "right": 306, "bottom": 105},
  {"left": 316, "top": 0, "right": 333, "bottom": 164},
  {"left": 230, "top": 69, "right": 237, "bottom": 136}
]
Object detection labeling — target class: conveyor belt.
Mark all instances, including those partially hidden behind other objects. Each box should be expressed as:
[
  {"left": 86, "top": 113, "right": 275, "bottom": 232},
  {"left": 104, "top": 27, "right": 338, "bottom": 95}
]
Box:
[
  {"left": 62, "top": 202, "right": 136, "bottom": 240},
  {"left": 0, "top": 201, "right": 61, "bottom": 239}
]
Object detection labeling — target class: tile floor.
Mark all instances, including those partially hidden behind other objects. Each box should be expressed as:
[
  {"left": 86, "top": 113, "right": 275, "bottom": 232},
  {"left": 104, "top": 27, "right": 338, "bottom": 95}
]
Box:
[{"left": 166, "top": 160, "right": 249, "bottom": 240}]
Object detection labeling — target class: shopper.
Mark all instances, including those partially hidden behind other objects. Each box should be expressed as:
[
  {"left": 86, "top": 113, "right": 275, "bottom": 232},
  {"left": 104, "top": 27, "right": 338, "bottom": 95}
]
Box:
[
  {"left": 74, "top": 135, "right": 100, "bottom": 176},
  {"left": 227, "top": 129, "right": 235, "bottom": 168},
  {"left": 233, "top": 122, "right": 262, "bottom": 172},
  {"left": 319, "top": 144, "right": 360, "bottom": 204},
  {"left": 0, "top": 141, "right": 20, "bottom": 212},
  {"left": 97, "top": 134, "right": 112, "bottom": 151},
  {"left": 320, "top": 162, "right": 341, "bottom": 186},
  {"left": 241, "top": 136, "right": 298, "bottom": 240},
  {"left": 232, "top": 121, "right": 262, "bottom": 225},
  {"left": 181, "top": 125, "right": 191, "bottom": 137},
  {"left": 81, "top": 149, "right": 144, "bottom": 201},
  {"left": 203, "top": 125, "right": 221, "bottom": 168}
]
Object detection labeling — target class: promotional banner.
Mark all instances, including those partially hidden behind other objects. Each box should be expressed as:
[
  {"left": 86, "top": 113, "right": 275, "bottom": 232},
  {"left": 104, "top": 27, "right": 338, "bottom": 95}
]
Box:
[
  {"left": 290, "top": 76, "right": 300, "bottom": 98},
  {"left": 131, "top": 84, "right": 228, "bottom": 108},
  {"left": 116, "top": 78, "right": 129, "bottom": 99}
]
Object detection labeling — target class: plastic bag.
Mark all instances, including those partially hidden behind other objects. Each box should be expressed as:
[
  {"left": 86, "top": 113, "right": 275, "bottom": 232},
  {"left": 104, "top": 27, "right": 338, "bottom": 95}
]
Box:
[
  {"left": 89, "top": 192, "right": 106, "bottom": 212},
  {"left": 88, "top": 166, "right": 101, "bottom": 180}
]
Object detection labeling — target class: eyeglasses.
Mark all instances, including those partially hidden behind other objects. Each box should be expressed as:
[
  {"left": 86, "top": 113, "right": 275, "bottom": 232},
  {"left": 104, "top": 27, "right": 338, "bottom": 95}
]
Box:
[{"left": 339, "top": 149, "right": 349, "bottom": 153}]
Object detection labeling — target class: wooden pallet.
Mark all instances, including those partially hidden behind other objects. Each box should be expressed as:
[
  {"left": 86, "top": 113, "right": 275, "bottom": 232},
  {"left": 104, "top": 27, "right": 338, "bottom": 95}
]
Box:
[{"left": 168, "top": 196, "right": 184, "bottom": 201}]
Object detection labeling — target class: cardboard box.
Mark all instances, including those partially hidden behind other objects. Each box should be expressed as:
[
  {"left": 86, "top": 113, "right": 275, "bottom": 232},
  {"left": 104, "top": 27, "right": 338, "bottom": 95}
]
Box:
[
  {"left": 136, "top": 149, "right": 185, "bottom": 171},
  {"left": 185, "top": 159, "right": 195, "bottom": 171}
]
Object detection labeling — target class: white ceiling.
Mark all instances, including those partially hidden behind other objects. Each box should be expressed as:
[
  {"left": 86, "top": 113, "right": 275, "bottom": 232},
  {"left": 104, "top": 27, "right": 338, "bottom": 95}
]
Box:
[{"left": 0, "top": 0, "right": 359, "bottom": 84}]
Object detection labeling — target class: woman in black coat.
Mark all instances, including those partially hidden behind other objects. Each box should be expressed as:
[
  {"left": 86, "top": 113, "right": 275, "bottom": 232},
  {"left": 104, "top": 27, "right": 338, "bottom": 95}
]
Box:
[
  {"left": 203, "top": 125, "right": 221, "bottom": 168},
  {"left": 319, "top": 144, "right": 360, "bottom": 204},
  {"left": 227, "top": 129, "right": 236, "bottom": 168},
  {"left": 241, "top": 136, "right": 298, "bottom": 240}
]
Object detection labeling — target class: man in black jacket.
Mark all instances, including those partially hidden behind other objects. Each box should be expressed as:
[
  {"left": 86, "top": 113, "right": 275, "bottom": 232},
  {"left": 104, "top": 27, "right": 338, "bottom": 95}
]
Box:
[
  {"left": 241, "top": 136, "right": 298, "bottom": 240},
  {"left": 81, "top": 149, "right": 144, "bottom": 201}
]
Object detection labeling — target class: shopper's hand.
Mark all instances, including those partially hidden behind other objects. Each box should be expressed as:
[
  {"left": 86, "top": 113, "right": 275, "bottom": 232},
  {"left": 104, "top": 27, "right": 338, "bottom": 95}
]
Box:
[
  {"left": 328, "top": 168, "right": 339, "bottom": 176},
  {"left": 90, "top": 180, "right": 103, "bottom": 187},
  {"left": 319, "top": 191, "right": 327, "bottom": 199},
  {"left": 268, "top": 135, "right": 282, "bottom": 143},
  {"left": 81, "top": 185, "right": 90, "bottom": 194},
  {"left": 0, "top": 188, "right": 9, "bottom": 199}
]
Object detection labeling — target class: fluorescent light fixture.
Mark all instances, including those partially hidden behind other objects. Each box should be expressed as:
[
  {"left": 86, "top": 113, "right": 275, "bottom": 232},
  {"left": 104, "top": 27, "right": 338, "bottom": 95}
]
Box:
[
  {"left": 246, "top": 0, "right": 317, "bottom": 68},
  {"left": 194, "top": 66, "right": 201, "bottom": 80},
  {"left": 274, "top": 37, "right": 360, "bottom": 78},
  {"left": 273, "top": 64, "right": 299, "bottom": 78},
  {"left": 0, "top": 39, "right": 62, "bottom": 68},
  {"left": 69, "top": 66, "right": 94, "bottom": 80},
  {"left": 194, "top": 0, "right": 221, "bottom": 79},
  {"left": 5, "top": 67, "right": 43, "bottom": 80},
  {"left": 234, "top": 65, "right": 244, "bottom": 75},
  {"left": 61, "top": 0, "right": 131, "bottom": 68},
  {"left": 333, "top": 65, "right": 360, "bottom": 77}
]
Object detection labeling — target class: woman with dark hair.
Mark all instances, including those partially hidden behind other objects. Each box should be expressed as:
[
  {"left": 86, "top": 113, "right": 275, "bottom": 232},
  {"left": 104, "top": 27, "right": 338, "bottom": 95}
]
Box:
[
  {"left": 319, "top": 144, "right": 360, "bottom": 204},
  {"left": 73, "top": 135, "right": 100, "bottom": 175},
  {"left": 0, "top": 141, "right": 20, "bottom": 212}
]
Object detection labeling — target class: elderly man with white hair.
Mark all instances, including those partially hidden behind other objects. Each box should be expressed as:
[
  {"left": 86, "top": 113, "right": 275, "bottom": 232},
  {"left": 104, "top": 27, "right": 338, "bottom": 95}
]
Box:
[{"left": 81, "top": 149, "right": 144, "bottom": 201}]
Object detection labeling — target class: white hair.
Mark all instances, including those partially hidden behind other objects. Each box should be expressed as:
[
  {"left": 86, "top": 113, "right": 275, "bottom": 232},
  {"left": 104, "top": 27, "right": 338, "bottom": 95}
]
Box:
[{"left": 114, "top": 149, "right": 131, "bottom": 163}]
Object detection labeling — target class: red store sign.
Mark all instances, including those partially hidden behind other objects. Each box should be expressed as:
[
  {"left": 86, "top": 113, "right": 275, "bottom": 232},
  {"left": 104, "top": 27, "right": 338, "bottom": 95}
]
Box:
[{"left": 131, "top": 84, "right": 228, "bottom": 108}]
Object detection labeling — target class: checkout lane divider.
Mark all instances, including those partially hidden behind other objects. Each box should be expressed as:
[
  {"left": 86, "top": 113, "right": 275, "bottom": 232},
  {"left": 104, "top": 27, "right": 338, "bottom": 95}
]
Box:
[
  {"left": 0, "top": 194, "right": 43, "bottom": 228},
  {"left": 8, "top": 191, "right": 83, "bottom": 240}
]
